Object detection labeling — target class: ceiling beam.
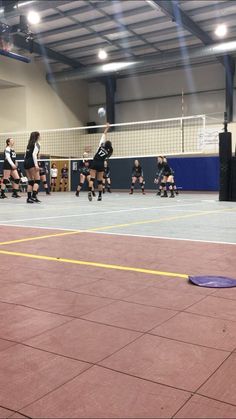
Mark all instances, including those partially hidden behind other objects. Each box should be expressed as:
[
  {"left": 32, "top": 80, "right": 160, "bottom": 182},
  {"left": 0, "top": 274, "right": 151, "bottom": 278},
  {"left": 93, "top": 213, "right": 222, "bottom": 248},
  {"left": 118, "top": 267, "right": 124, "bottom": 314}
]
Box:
[
  {"left": 151, "top": 0, "right": 212, "bottom": 44},
  {"left": 47, "top": 39, "right": 236, "bottom": 82},
  {"left": 88, "top": 0, "right": 161, "bottom": 53},
  {"left": 37, "top": 6, "right": 166, "bottom": 40},
  {"left": 12, "top": 33, "right": 82, "bottom": 68},
  {"left": 42, "top": 4, "right": 151, "bottom": 24},
  {"left": 68, "top": 36, "right": 200, "bottom": 63},
  {"left": 35, "top": 0, "right": 235, "bottom": 41},
  {"left": 49, "top": 5, "right": 136, "bottom": 58},
  {"left": 149, "top": 0, "right": 234, "bottom": 69}
]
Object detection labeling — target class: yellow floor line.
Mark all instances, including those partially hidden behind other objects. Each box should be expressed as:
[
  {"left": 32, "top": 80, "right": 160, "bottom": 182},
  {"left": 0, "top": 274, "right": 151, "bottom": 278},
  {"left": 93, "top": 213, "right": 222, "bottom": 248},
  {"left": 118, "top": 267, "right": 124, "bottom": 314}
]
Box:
[
  {"left": 0, "top": 249, "right": 188, "bottom": 279},
  {"left": 0, "top": 230, "right": 80, "bottom": 246},
  {"left": 0, "top": 207, "right": 234, "bottom": 247}
]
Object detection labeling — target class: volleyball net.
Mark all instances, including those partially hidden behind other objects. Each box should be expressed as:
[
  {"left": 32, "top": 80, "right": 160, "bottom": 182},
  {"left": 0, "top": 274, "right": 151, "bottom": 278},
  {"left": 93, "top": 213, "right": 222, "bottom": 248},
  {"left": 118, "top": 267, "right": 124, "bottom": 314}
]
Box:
[{"left": 0, "top": 115, "right": 208, "bottom": 160}]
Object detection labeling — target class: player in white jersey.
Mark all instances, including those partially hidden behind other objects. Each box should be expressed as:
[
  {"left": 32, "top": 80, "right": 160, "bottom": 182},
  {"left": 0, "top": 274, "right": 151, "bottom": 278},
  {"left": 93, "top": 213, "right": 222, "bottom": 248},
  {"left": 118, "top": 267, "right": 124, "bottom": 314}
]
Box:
[{"left": 0, "top": 138, "right": 21, "bottom": 199}]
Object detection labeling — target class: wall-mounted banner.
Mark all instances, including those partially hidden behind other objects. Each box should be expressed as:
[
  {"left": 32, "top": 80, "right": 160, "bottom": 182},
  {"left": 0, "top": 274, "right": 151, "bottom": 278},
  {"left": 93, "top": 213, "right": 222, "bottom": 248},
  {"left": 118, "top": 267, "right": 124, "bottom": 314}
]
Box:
[{"left": 198, "top": 127, "right": 220, "bottom": 152}]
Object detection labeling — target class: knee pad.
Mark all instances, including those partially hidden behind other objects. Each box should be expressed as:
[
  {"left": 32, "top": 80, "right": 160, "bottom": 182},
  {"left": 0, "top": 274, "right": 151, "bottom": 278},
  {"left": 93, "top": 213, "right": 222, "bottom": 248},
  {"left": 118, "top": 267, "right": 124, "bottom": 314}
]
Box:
[
  {"left": 28, "top": 180, "right": 34, "bottom": 187},
  {"left": 90, "top": 177, "right": 95, "bottom": 183},
  {"left": 14, "top": 178, "right": 20, "bottom": 184},
  {"left": 43, "top": 181, "right": 47, "bottom": 185},
  {"left": 3, "top": 179, "right": 8, "bottom": 185},
  {"left": 35, "top": 180, "right": 41, "bottom": 186},
  {"left": 97, "top": 180, "right": 103, "bottom": 185},
  {"left": 131, "top": 182, "right": 134, "bottom": 187},
  {"left": 79, "top": 182, "right": 83, "bottom": 187}
]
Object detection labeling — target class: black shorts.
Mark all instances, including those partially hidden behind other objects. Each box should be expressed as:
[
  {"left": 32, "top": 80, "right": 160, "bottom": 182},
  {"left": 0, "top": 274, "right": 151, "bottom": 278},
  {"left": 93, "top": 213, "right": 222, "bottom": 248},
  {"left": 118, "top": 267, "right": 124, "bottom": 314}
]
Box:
[
  {"left": 132, "top": 175, "right": 142, "bottom": 181},
  {"left": 24, "top": 158, "right": 35, "bottom": 170},
  {"left": 3, "top": 162, "right": 15, "bottom": 171},
  {"left": 80, "top": 170, "right": 90, "bottom": 177},
  {"left": 163, "top": 172, "right": 172, "bottom": 178},
  {"left": 90, "top": 159, "right": 104, "bottom": 172}
]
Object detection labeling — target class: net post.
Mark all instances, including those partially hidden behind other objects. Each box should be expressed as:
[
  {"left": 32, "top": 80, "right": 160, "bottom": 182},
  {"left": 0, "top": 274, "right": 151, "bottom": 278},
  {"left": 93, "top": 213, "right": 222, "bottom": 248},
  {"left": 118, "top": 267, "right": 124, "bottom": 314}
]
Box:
[{"left": 219, "top": 130, "right": 232, "bottom": 201}]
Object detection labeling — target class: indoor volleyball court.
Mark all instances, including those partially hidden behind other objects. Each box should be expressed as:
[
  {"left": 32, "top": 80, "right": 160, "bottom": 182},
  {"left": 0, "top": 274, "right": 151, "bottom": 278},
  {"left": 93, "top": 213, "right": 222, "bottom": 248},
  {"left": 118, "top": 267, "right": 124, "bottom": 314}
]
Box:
[
  {"left": 0, "top": 117, "right": 236, "bottom": 418},
  {"left": 1, "top": 0, "right": 236, "bottom": 417}
]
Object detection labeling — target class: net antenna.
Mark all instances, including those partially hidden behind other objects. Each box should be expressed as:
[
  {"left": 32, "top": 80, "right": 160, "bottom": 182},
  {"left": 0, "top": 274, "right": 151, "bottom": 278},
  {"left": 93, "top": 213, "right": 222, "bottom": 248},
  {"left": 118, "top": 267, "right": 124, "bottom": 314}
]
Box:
[
  {"left": 181, "top": 88, "right": 184, "bottom": 118},
  {"left": 180, "top": 89, "right": 185, "bottom": 152}
]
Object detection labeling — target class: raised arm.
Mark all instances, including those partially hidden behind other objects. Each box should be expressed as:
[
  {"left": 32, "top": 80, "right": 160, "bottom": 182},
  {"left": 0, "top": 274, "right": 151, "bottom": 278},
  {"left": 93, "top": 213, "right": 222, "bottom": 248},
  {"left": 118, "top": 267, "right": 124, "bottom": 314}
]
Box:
[{"left": 99, "top": 122, "right": 110, "bottom": 146}]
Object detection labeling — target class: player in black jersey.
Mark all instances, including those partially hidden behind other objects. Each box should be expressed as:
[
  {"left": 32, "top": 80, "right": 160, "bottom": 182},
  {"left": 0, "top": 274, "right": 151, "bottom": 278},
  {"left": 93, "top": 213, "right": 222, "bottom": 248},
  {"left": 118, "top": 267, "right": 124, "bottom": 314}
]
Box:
[
  {"left": 154, "top": 156, "right": 165, "bottom": 196},
  {"left": 0, "top": 138, "right": 21, "bottom": 199},
  {"left": 154, "top": 156, "right": 172, "bottom": 197},
  {"left": 38, "top": 158, "right": 50, "bottom": 195},
  {"left": 103, "top": 160, "right": 112, "bottom": 193},
  {"left": 163, "top": 157, "right": 177, "bottom": 198},
  {"left": 88, "top": 122, "right": 113, "bottom": 201},
  {"left": 129, "top": 160, "right": 145, "bottom": 195},
  {"left": 59, "top": 163, "right": 68, "bottom": 192},
  {"left": 75, "top": 153, "right": 95, "bottom": 197},
  {"left": 24, "top": 131, "right": 41, "bottom": 203}
]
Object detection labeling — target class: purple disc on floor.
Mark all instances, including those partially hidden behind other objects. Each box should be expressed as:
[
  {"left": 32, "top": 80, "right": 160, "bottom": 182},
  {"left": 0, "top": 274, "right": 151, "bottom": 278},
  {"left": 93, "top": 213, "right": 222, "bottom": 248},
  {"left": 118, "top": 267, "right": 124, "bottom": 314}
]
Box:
[{"left": 189, "top": 276, "right": 236, "bottom": 288}]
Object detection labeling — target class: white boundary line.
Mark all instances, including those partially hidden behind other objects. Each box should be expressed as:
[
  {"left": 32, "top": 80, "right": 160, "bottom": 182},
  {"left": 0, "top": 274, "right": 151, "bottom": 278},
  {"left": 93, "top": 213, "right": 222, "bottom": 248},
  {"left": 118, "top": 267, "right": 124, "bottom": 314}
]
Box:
[
  {"left": 87, "top": 230, "right": 236, "bottom": 246},
  {"left": 0, "top": 223, "right": 235, "bottom": 245}
]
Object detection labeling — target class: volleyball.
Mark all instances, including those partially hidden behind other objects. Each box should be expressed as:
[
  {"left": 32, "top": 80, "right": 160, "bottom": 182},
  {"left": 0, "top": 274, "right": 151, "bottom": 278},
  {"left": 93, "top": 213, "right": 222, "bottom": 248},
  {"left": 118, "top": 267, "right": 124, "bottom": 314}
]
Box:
[{"left": 98, "top": 107, "right": 106, "bottom": 118}]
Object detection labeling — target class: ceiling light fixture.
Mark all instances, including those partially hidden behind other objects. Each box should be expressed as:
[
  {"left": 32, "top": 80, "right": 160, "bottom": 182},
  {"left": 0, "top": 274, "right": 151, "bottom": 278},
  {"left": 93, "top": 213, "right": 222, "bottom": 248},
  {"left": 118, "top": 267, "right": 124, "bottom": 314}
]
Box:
[
  {"left": 27, "top": 10, "right": 40, "bottom": 24},
  {"left": 215, "top": 24, "right": 227, "bottom": 38},
  {"left": 98, "top": 49, "right": 108, "bottom": 60}
]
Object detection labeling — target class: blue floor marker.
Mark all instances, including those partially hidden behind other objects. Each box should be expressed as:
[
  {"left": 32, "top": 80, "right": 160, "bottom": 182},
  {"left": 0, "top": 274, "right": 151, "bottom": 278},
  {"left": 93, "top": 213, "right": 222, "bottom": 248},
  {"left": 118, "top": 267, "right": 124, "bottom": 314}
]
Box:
[{"left": 189, "top": 275, "right": 236, "bottom": 288}]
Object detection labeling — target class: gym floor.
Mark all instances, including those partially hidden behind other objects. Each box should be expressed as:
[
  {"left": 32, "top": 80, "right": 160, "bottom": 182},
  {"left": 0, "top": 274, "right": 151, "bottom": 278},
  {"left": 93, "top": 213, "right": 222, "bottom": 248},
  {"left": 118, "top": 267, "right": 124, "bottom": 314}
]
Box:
[{"left": 0, "top": 192, "right": 236, "bottom": 418}]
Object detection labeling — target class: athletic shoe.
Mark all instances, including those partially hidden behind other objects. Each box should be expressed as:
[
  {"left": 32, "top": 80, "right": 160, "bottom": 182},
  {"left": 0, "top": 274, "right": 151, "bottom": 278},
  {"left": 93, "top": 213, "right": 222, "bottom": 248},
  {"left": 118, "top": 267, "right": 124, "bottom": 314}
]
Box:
[
  {"left": 46, "top": 191, "right": 51, "bottom": 195},
  {"left": 107, "top": 189, "right": 112, "bottom": 193},
  {"left": 129, "top": 190, "right": 133, "bottom": 195},
  {"left": 156, "top": 191, "right": 161, "bottom": 196},
  {"left": 27, "top": 198, "right": 34, "bottom": 203},
  {"left": 169, "top": 195, "right": 175, "bottom": 198},
  {"left": 75, "top": 191, "right": 79, "bottom": 197},
  {"left": 142, "top": 191, "right": 146, "bottom": 195},
  {"left": 1, "top": 194, "right": 7, "bottom": 199},
  {"left": 32, "top": 197, "right": 41, "bottom": 203},
  {"left": 97, "top": 195, "right": 102, "bottom": 201},
  {"left": 12, "top": 193, "right": 21, "bottom": 198},
  {"left": 161, "top": 193, "right": 168, "bottom": 198},
  {"left": 88, "top": 191, "right": 92, "bottom": 201}
]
